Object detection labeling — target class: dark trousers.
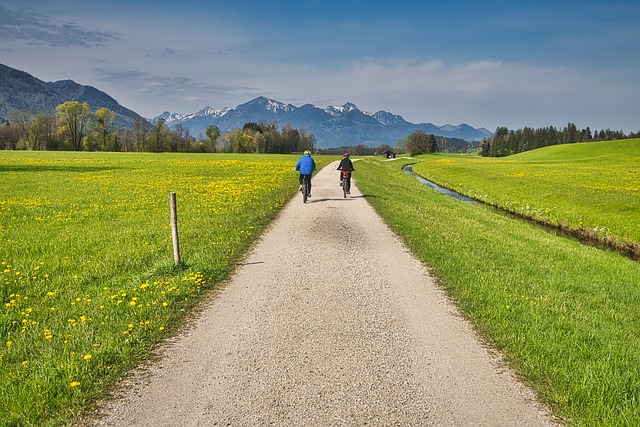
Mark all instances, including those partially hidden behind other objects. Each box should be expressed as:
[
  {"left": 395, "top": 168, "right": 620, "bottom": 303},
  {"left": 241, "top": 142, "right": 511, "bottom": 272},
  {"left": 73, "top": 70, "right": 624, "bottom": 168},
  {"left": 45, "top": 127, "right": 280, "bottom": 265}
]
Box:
[{"left": 299, "top": 174, "right": 312, "bottom": 193}]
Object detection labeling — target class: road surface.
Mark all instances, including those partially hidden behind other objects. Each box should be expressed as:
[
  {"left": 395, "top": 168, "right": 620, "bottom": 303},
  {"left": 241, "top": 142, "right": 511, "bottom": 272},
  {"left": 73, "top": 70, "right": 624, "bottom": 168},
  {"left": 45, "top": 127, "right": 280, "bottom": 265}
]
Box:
[{"left": 91, "top": 161, "right": 559, "bottom": 426}]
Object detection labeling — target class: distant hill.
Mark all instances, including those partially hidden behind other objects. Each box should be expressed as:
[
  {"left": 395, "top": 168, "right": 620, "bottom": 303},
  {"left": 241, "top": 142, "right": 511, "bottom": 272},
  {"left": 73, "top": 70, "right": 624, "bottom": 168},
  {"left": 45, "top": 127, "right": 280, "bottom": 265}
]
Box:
[
  {"left": 0, "top": 63, "right": 145, "bottom": 128},
  {"left": 156, "top": 96, "right": 493, "bottom": 149}
]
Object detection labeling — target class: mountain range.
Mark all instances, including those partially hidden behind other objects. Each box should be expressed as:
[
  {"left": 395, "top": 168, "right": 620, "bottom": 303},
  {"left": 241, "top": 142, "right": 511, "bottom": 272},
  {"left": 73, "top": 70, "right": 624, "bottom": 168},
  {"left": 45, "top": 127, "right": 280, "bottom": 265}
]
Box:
[
  {"left": 0, "top": 63, "right": 144, "bottom": 128},
  {"left": 157, "top": 97, "right": 492, "bottom": 148},
  {"left": 1, "top": 63, "right": 492, "bottom": 149}
]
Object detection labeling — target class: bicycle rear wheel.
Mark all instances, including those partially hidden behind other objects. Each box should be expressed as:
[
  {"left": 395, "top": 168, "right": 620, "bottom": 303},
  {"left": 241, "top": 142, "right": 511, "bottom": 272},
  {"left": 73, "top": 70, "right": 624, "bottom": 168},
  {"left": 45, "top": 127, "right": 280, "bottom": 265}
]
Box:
[
  {"left": 302, "top": 175, "right": 310, "bottom": 203},
  {"left": 342, "top": 178, "right": 347, "bottom": 198}
]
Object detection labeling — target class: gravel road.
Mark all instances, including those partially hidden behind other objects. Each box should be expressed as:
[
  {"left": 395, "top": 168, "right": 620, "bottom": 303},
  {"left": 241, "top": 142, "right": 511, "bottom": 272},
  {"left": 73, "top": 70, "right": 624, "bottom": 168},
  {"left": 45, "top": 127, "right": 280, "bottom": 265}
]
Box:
[{"left": 92, "top": 161, "right": 560, "bottom": 426}]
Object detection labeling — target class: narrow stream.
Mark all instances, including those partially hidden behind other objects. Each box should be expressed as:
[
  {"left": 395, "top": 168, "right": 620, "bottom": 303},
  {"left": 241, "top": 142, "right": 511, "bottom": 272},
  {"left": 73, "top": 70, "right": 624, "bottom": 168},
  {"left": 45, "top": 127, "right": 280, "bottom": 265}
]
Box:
[{"left": 403, "top": 165, "right": 476, "bottom": 203}]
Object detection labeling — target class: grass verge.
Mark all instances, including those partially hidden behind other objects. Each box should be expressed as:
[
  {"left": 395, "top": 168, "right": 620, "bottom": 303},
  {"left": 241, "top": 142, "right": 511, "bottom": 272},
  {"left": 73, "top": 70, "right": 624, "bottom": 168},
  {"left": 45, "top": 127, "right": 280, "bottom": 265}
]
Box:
[{"left": 355, "top": 156, "right": 640, "bottom": 426}]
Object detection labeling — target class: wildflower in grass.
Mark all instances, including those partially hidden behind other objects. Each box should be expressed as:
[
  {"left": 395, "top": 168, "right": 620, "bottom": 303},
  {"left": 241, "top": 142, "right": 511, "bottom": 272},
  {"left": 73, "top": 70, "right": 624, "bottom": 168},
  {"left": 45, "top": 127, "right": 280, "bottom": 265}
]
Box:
[
  {"left": 70, "top": 381, "right": 80, "bottom": 388},
  {"left": 6, "top": 341, "right": 11, "bottom": 347},
  {"left": 44, "top": 330, "right": 53, "bottom": 340},
  {"left": 83, "top": 354, "right": 92, "bottom": 361}
]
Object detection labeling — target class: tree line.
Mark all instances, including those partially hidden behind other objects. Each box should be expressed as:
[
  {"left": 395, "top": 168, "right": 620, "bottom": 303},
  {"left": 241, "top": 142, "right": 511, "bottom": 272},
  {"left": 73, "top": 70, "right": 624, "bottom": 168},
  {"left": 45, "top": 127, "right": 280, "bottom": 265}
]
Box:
[
  {"left": 481, "top": 123, "right": 640, "bottom": 157},
  {"left": 0, "top": 101, "right": 316, "bottom": 154}
]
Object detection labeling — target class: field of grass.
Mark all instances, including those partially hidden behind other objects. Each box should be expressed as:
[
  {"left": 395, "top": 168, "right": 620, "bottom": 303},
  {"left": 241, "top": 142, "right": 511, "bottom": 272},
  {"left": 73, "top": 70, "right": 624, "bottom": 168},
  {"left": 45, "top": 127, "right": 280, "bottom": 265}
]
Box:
[
  {"left": 411, "top": 139, "right": 640, "bottom": 257},
  {"left": 2, "top": 145, "right": 638, "bottom": 426},
  {"left": 0, "top": 151, "right": 334, "bottom": 426},
  {"left": 355, "top": 152, "right": 640, "bottom": 426}
]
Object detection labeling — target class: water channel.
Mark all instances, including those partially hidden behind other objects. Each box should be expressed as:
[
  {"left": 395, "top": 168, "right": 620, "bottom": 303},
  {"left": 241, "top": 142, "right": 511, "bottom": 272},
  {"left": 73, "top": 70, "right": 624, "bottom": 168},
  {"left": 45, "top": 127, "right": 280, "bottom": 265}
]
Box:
[{"left": 403, "top": 164, "right": 476, "bottom": 203}]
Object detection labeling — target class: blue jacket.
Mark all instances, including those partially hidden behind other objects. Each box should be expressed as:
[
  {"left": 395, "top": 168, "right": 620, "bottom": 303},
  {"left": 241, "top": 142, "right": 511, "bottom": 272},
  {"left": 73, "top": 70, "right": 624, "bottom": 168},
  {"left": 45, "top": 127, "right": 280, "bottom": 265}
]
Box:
[{"left": 295, "top": 154, "right": 316, "bottom": 175}]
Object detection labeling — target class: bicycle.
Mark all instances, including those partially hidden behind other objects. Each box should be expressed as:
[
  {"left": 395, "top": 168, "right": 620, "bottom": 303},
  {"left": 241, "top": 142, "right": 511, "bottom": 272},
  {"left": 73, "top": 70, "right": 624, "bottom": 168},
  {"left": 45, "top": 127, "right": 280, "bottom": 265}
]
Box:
[
  {"left": 340, "top": 170, "right": 351, "bottom": 198},
  {"left": 301, "top": 174, "right": 312, "bottom": 203}
]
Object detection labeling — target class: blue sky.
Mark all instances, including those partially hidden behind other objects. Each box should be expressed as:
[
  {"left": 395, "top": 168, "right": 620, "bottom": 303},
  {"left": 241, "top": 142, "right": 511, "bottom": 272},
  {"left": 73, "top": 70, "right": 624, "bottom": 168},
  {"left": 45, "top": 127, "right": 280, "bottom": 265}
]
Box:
[{"left": 1, "top": 0, "right": 639, "bottom": 132}]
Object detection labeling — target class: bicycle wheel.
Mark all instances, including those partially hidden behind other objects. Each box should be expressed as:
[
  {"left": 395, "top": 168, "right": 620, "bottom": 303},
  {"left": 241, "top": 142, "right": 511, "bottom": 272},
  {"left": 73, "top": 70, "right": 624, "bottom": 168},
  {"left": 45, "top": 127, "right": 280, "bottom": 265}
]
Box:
[
  {"left": 342, "top": 177, "right": 347, "bottom": 198},
  {"left": 302, "top": 175, "right": 310, "bottom": 203}
]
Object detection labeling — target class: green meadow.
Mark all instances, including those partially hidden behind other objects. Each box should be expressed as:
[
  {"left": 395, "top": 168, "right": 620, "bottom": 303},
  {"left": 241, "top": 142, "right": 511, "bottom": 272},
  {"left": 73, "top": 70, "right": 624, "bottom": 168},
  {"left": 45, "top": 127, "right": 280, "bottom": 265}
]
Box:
[
  {"left": 411, "top": 138, "right": 640, "bottom": 256},
  {"left": 355, "top": 141, "right": 639, "bottom": 426},
  {"left": 1, "top": 142, "right": 639, "bottom": 426},
  {"left": 0, "top": 151, "right": 333, "bottom": 426}
]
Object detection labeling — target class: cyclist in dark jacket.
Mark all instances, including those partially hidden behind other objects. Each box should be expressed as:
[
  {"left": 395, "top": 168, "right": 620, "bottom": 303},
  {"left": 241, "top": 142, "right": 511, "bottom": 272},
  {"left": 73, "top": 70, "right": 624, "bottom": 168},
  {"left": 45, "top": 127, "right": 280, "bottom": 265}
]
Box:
[
  {"left": 337, "top": 153, "right": 355, "bottom": 194},
  {"left": 295, "top": 150, "right": 316, "bottom": 195}
]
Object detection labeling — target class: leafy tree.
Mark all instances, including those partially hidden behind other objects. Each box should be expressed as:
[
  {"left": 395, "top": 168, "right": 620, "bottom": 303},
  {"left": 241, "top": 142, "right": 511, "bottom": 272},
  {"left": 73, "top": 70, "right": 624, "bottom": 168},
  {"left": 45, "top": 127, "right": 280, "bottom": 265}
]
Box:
[
  {"left": 91, "top": 107, "right": 118, "bottom": 151},
  {"left": 205, "top": 125, "right": 220, "bottom": 152},
  {"left": 406, "top": 130, "right": 438, "bottom": 156},
  {"left": 56, "top": 101, "right": 90, "bottom": 151},
  {"left": 227, "top": 129, "right": 257, "bottom": 153},
  {"left": 150, "top": 118, "right": 170, "bottom": 152}
]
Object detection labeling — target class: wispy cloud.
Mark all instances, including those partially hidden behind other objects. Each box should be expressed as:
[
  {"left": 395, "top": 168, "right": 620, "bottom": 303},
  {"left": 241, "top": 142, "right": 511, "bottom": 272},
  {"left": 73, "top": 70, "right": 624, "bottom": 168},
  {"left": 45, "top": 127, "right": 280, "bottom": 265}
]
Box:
[{"left": 0, "top": 5, "right": 117, "bottom": 47}]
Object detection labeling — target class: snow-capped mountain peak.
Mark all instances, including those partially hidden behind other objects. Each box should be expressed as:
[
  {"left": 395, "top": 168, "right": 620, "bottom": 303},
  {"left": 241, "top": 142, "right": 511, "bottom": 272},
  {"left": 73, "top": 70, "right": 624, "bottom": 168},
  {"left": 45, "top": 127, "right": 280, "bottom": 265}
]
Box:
[
  {"left": 369, "top": 111, "right": 408, "bottom": 126},
  {"left": 157, "top": 111, "right": 184, "bottom": 125},
  {"left": 243, "top": 96, "right": 295, "bottom": 113},
  {"left": 187, "top": 106, "right": 231, "bottom": 119},
  {"left": 153, "top": 96, "right": 492, "bottom": 148},
  {"left": 325, "top": 102, "right": 360, "bottom": 117}
]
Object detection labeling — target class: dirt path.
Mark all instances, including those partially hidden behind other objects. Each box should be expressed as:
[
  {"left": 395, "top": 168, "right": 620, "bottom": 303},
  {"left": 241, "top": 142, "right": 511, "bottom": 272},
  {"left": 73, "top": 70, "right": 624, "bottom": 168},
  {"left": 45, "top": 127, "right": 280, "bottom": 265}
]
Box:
[{"left": 92, "top": 161, "right": 559, "bottom": 426}]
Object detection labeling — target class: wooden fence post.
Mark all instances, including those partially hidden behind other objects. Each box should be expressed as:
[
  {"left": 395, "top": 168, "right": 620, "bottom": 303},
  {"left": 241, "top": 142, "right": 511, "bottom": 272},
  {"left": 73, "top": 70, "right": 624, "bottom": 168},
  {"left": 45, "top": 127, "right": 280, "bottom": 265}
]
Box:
[{"left": 169, "top": 192, "right": 181, "bottom": 265}]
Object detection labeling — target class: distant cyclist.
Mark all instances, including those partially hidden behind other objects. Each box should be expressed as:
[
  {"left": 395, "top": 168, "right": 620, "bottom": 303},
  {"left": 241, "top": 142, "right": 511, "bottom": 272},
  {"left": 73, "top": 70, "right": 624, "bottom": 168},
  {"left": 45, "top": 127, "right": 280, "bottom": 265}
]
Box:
[
  {"left": 337, "top": 153, "right": 355, "bottom": 194},
  {"left": 295, "top": 150, "right": 316, "bottom": 197}
]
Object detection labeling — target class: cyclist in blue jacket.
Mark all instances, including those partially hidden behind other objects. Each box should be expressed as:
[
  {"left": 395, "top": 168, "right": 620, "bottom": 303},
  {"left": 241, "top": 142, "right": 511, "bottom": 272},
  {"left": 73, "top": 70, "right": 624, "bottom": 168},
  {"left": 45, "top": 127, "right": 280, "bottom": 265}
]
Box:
[{"left": 295, "top": 150, "right": 316, "bottom": 196}]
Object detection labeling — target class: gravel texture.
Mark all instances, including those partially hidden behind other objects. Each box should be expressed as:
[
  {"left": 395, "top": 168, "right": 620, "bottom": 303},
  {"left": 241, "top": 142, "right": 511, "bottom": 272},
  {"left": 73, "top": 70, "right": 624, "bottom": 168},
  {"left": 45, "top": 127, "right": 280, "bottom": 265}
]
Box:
[{"left": 91, "top": 161, "right": 560, "bottom": 426}]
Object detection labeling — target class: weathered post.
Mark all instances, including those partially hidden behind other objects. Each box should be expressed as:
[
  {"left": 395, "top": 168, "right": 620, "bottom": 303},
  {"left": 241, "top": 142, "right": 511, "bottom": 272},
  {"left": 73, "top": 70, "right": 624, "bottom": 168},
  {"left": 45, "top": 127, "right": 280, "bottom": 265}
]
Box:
[{"left": 169, "top": 192, "right": 181, "bottom": 265}]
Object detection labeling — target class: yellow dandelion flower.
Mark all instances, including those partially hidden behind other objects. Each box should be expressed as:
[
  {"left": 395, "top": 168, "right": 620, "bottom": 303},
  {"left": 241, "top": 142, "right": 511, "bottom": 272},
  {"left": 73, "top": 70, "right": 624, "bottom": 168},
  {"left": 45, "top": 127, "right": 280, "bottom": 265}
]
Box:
[
  {"left": 6, "top": 341, "right": 11, "bottom": 347},
  {"left": 83, "top": 354, "right": 92, "bottom": 360},
  {"left": 70, "top": 381, "right": 81, "bottom": 387}
]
